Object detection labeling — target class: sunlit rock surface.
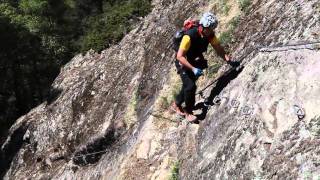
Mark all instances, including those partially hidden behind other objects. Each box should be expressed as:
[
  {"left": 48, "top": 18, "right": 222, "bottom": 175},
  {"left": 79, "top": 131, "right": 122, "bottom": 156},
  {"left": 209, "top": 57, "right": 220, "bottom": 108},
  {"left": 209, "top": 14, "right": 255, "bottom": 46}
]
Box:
[{"left": 1, "top": 0, "right": 320, "bottom": 179}]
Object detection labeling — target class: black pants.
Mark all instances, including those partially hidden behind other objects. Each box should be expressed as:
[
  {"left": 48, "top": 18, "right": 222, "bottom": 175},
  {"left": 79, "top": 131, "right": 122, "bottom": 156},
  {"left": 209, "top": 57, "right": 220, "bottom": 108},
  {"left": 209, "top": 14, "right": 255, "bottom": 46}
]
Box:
[{"left": 175, "top": 67, "right": 197, "bottom": 114}]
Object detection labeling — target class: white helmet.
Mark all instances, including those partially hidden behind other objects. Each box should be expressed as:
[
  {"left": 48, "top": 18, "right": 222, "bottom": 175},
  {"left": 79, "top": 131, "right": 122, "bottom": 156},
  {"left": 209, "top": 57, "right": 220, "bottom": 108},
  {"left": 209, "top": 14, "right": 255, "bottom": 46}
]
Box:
[{"left": 200, "top": 12, "right": 218, "bottom": 29}]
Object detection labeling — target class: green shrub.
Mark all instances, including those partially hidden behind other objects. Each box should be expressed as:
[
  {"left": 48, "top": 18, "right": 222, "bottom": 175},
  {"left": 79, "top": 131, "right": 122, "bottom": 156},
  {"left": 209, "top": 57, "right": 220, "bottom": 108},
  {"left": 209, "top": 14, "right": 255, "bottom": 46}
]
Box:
[
  {"left": 216, "top": 0, "right": 230, "bottom": 15},
  {"left": 19, "top": 0, "right": 48, "bottom": 15},
  {"left": 159, "top": 96, "right": 170, "bottom": 109},
  {"left": 207, "top": 63, "right": 222, "bottom": 78},
  {"left": 238, "top": 0, "right": 251, "bottom": 12},
  {"left": 223, "top": 5, "right": 231, "bottom": 15},
  {"left": 221, "top": 0, "right": 230, "bottom": 15},
  {"left": 81, "top": 0, "right": 152, "bottom": 52},
  {"left": 229, "top": 16, "right": 240, "bottom": 31},
  {"left": 0, "top": 0, "right": 153, "bottom": 142},
  {"left": 219, "top": 16, "right": 240, "bottom": 46},
  {"left": 158, "top": 81, "right": 180, "bottom": 110},
  {"left": 170, "top": 161, "right": 180, "bottom": 180},
  {"left": 219, "top": 31, "right": 233, "bottom": 45}
]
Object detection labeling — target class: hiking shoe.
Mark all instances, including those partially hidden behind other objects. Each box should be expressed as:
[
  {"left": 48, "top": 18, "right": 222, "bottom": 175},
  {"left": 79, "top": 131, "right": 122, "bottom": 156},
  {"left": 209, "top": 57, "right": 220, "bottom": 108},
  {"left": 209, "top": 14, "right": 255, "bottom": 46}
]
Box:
[
  {"left": 185, "top": 113, "right": 197, "bottom": 123},
  {"left": 170, "top": 102, "right": 186, "bottom": 116}
]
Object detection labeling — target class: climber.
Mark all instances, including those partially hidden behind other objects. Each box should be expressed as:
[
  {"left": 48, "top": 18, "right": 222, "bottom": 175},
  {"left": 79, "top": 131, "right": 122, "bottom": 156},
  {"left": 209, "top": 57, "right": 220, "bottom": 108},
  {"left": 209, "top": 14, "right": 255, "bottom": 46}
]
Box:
[{"left": 171, "top": 12, "right": 231, "bottom": 122}]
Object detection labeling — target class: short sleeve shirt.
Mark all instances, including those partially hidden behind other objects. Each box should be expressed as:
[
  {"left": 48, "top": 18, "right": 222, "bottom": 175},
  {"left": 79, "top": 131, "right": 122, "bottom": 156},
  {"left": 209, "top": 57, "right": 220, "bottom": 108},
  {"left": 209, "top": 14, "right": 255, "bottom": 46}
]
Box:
[{"left": 179, "top": 35, "right": 219, "bottom": 51}]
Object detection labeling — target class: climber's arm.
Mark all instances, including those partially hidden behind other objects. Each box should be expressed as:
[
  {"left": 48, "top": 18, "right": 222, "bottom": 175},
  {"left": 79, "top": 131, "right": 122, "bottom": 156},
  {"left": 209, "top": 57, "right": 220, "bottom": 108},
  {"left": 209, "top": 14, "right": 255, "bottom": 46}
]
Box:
[
  {"left": 210, "top": 36, "right": 230, "bottom": 62},
  {"left": 176, "top": 35, "right": 195, "bottom": 71}
]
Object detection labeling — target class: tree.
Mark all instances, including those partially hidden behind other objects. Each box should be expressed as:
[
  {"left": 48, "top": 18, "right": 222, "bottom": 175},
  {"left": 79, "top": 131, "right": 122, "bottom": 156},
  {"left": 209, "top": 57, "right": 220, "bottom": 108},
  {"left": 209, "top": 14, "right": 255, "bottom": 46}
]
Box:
[{"left": 0, "top": 0, "right": 152, "bottom": 143}]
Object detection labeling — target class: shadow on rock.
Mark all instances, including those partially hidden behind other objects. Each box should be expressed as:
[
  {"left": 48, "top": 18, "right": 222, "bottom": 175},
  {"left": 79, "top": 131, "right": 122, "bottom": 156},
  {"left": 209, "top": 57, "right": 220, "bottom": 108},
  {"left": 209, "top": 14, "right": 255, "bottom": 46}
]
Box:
[
  {"left": 195, "top": 66, "right": 244, "bottom": 121},
  {"left": 72, "top": 128, "right": 116, "bottom": 166},
  {"left": 46, "top": 87, "right": 63, "bottom": 105},
  {"left": 0, "top": 122, "right": 28, "bottom": 179}
]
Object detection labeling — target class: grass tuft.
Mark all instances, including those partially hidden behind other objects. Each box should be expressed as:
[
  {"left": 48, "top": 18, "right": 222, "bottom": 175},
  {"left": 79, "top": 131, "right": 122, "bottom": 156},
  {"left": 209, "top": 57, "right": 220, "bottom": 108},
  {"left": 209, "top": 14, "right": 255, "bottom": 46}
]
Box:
[
  {"left": 124, "top": 88, "right": 139, "bottom": 128},
  {"left": 169, "top": 161, "right": 180, "bottom": 180},
  {"left": 219, "top": 16, "right": 240, "bottom": 46},
  {"left": 238, "top": 0, "right": 251, "bottom": 13}
]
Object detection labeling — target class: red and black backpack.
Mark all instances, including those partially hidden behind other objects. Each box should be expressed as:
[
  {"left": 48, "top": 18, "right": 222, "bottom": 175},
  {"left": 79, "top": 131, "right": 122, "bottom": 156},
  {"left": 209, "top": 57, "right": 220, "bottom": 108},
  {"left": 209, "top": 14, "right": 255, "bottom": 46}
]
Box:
[{"left": 172, "top": 19, "right": 199, "bottom": 52}]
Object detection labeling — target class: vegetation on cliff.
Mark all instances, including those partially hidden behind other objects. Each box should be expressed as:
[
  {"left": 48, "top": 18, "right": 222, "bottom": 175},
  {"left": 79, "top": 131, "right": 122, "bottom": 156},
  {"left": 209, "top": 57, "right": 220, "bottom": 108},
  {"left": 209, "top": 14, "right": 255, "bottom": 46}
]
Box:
[{"left": 0, "top": 0, "right": 151, "bottom": 143}]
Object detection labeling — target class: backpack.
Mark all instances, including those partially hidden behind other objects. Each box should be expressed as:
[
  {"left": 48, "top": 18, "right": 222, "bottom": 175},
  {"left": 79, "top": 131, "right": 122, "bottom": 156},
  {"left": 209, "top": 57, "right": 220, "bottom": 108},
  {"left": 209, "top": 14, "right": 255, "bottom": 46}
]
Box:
[{"left": 172, "top": 19, "right": 199, "bottom": 52}]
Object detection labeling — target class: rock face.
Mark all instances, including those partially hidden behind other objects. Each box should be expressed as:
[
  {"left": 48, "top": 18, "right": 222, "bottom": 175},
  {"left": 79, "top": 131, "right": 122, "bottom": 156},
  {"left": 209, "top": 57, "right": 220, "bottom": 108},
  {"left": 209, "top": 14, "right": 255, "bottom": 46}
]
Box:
[
  {"left": 178, "top": 0, "right": 320, "bottom": 179},
  {"left": 1, "top": 0, "right": 320, "bottom": 179}
]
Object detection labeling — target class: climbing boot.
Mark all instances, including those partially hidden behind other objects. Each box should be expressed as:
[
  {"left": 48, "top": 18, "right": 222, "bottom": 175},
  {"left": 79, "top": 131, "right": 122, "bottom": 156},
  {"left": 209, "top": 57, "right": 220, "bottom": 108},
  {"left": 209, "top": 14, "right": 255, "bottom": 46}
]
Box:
[
  {"left": 185, "top": 113, "right": 197, "bottom": 123},
  {"left": 170, "top": 102, "right": 186, "bottom": 116}
]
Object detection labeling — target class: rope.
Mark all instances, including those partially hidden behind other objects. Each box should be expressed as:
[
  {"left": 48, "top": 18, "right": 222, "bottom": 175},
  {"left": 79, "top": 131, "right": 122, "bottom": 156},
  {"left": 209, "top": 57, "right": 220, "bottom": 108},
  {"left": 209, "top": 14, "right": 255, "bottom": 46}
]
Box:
[
  {"left": 259, "top": 41, "right": 320, "bottom": 52},
  {"left": 196, "top": 40, "right": 320, "bottom": 97},
  {"left": 259, "top": 46, "right": 316, "bottom": 52},
  {"left": 256, "top": 41, "right": 320, "bottom": 50},
  {"left": 72, "top": 110, "right": 179, "bottom": 160},
  {"left": 150, "top": 112, "right": 183, "bottom": 122},
  {"left": 196, "top": 66, "right": 238, "bottom": 96},
  {"left": 71, "top": 41, "right": 316, "bottom": 161},
  {"left": 73, "top": 149, "right": 110, "bottom": 159}
]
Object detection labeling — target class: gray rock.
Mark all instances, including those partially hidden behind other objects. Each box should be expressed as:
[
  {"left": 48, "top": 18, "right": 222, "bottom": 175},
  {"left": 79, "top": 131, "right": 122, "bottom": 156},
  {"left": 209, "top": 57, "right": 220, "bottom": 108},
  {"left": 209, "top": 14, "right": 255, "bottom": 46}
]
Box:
[{"left": 1, "top": 0, "right": 320, "bottom": 179}]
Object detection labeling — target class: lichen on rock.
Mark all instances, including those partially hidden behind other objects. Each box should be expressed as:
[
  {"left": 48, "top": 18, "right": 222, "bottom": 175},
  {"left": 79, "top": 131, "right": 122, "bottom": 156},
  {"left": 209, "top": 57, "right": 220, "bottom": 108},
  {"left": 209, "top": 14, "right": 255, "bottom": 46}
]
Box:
[{"left": 1, "top": 0, "right": 320, "bottom": 179}]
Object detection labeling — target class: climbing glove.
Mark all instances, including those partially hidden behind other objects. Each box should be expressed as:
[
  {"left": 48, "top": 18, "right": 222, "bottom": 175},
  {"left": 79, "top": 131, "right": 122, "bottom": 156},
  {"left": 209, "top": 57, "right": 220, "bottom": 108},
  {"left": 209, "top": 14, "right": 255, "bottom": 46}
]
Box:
[
  {"left": 192, "top": 68, "right": 203, "bottom": 76},
  {"left": 228, "top": 61, "right": 240, "bottom": 68}
]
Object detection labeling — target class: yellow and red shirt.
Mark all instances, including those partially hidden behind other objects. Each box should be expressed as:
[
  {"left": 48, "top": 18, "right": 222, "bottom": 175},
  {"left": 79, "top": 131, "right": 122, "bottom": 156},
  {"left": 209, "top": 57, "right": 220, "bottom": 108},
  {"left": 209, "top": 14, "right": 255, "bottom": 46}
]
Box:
[{"left": 179, "top": 35, "right": 220, "bottom": 52}]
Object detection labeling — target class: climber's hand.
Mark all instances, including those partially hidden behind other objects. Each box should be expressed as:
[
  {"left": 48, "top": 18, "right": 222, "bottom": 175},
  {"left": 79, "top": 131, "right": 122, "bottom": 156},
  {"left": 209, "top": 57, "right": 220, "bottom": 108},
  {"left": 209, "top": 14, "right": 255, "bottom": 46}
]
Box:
[
  {"left": 192, "top": 68, "right": 203, "bottom": 76},
  {"left": 224, "top": 54, "right": 231, "bottom": 62},
  {"left": 228, "top": 60, "right": 240, "bottom": 68}
]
